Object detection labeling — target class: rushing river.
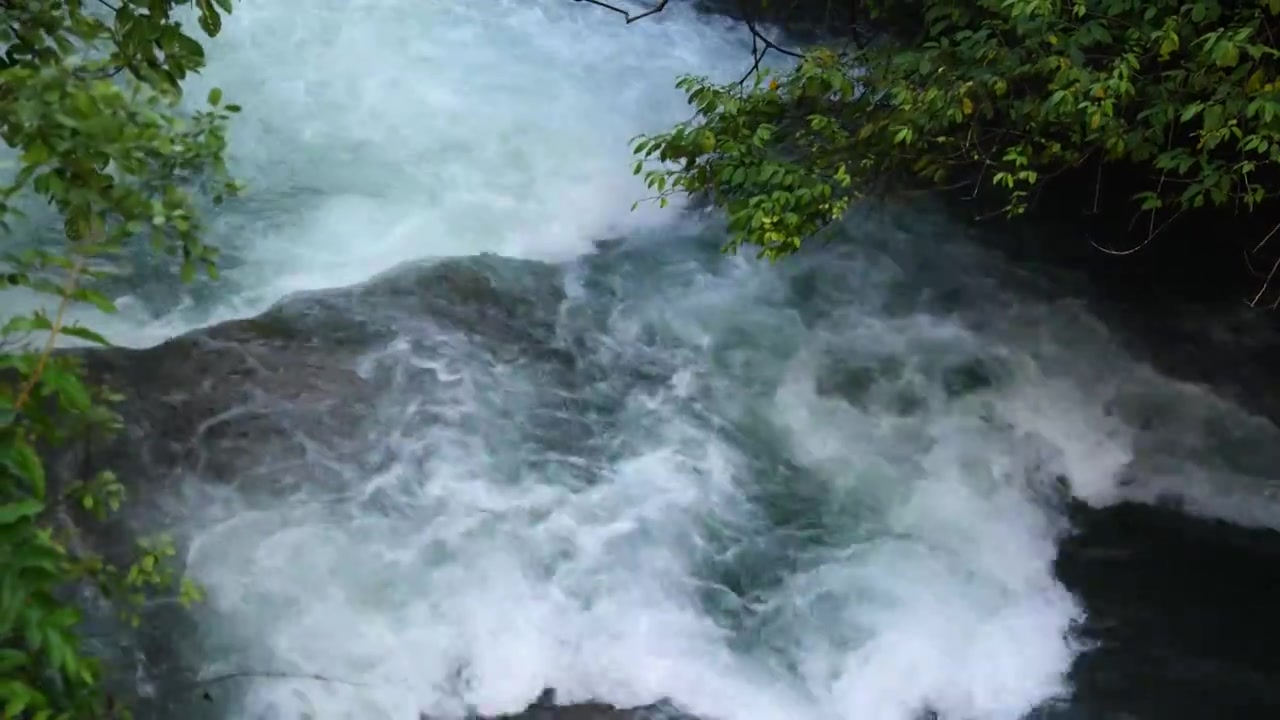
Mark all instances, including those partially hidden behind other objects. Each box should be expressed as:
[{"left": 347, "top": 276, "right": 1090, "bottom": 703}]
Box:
[{"left": 7, "top": 2, "right": 1280, "bottom": 719}]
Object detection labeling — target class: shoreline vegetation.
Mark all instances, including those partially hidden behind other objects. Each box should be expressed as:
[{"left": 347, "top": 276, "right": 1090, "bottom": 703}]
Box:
[
  {"left": 2, "top": 1, "right": 239, "bottom": 716},
  {"left": 615, "top": 0, "right": 1280, "bottom": 307}
]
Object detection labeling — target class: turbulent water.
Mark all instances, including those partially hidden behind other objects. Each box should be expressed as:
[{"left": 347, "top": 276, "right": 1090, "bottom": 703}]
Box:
[{"left": 8, "top": 2, "right": 1280, "bottom": 719}]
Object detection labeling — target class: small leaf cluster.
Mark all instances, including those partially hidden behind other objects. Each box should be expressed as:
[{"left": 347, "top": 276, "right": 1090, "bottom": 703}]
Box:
[
  {"left": 1, "top": 1, "right": 239, "bottom": 717},
  {"left": 634, "top": 0, "right": 1280, "bottom": 259}
]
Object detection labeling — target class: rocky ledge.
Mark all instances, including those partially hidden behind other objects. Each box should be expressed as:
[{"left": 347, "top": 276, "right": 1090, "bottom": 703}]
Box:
[
  {"left": 48, "top": 252, "right": 1280, "bottom": 720},
  {"left": 425, "top": 689, "right": 695, "bottom": 719}
]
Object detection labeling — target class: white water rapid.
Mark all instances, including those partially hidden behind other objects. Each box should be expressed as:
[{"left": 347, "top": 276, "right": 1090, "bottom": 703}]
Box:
[{"left": 9, "top": 2, "right": 1280, "bottom": 720}]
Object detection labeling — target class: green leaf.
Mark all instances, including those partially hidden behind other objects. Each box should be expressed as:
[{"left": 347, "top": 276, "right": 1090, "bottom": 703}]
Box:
[
  {"left": 0, "top": 650, "right": 27, "bottom": 674},
  {"left": 4, "top": 441, "right": 46, "bottom": 499},
  {"left": 207, "top": 86, "right": 223, "bottom": 107},
  {"left": 20, "top": 142, "right": 51, "bottom": 166},
  {"left": 73, "top": 288, "right": 117, "bottom": 314},
  {"left": 4, "top": 689, "right": 31, "bottom": 719},
  {"left": 1203, "top": 105, "right": 1224, "bottom": 131},
  {"left": 58, "top": 325, "right": 111, "bottom": 348},
  {"left": 0, "top": 500, "right": 45, "bottom": 526}
]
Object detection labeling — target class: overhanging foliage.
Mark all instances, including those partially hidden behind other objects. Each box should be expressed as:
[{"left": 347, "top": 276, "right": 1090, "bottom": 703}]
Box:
[
  {"left": 632, "top": 0, "right": 1280, "bottom": 283},
  {"left": 1, "top": 1, "right": 239, "bottom": 716}
]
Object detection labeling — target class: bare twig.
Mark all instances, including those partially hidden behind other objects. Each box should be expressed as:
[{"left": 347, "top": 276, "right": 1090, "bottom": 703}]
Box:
[
  {"left": 73, "top": 63, "right": 127, "bottom": 80},
  {"left": 1253, "top": 220, "right": 1280, "bottom": 253},
  {"left": 1090, "top": 152, "right": 1103, "bottom": 214},
  {"left": 1147, "top": 172, "right": 1166, "bottom": 240},
  {"left": 735, "top": 0, "right": 804, "bottom": 64},
  {"left": 574, "top": 0, "right": 670, "bottom": 24},
  {"left": 1250, "top": 253, "right": 1280, "bottom": 307},
  {"left": 197, "top": 670, "right": 374, "bottom": 689},
  {"left": 578, "top": 0, "right": 802, "bottom": 83},
  {"left": 1091, "top": 207, "right": 1186, "bottom": 256},
  {"left": 737, "top": 22, "right": 764, "bottom": 84}
]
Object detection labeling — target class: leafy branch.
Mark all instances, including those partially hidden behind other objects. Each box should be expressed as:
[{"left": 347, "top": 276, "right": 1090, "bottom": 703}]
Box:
[
  {"left": 1, "top": 1, "right": 241, "bottom": 716},
  {"left": 623, "top": 0, "right": 1280, "bottom": 297},
  {"left": 11, "top": 257, "right": 86, "bottom": 414}
]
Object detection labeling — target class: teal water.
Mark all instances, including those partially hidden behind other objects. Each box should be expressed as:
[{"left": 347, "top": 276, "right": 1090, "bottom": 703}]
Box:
[{"left": 6, "top": 3, "right": 1280, "bottom": 719}]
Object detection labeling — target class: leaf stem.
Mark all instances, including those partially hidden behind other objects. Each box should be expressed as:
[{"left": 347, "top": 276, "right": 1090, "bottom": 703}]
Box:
[{"left": 13, "top": 253, "right": 87, "bottom": 413}]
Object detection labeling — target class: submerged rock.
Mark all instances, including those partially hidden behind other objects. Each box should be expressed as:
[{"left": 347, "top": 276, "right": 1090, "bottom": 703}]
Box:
[
  {"left": 52, "top": 255, "right": 576, "bottom": 718},
  {"left": 60, "top": 254, "right": 569, "bottom": 503},
  {"left": 44, "top": 246, "right": 1280, "bottom": 720},
  {"left": 435, "top": 688, "right": 696, "bottom": 720},
  {"left": 1048, "top": 501, "right": 1280, "bottom": 719}
]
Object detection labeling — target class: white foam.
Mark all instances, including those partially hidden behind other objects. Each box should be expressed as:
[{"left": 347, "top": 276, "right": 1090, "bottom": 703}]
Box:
[
  {"left": 185, "top": 379, "right": 812, "bottom": 720},
  {"left": 9, "top": 1, "right": 1278, "bottom": 718},
  {"left": 977, "top": 295, "right": 1280, "bottom": 529},
  {"left": 3, "top": 0, "right": 751, "bottom": 348},
  {"left": 169, "top": 0, "right": 745, "bottom": 333},
  {"left": 767, "top": 318, "right": 1081, "bottom": 720},
  {"left": 169, "top": 224, "right": 1280, "bottom": 720},
  {"left": 169, "top": 249, "right": 1103, "bottom": 720}
]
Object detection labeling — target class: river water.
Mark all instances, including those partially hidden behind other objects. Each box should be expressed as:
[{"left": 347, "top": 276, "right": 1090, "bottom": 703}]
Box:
[{"left": 10, "top": 2, "right": 1280, "bottom": 719}]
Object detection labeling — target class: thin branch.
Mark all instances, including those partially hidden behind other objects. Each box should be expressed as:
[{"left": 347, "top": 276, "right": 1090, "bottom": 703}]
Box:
[
  {"left": 73, "top": 62, "right": 127, "bottom": 80},
  {"left": 586, "top": 0, "right": 803, "bottom": 84},
  {"left": 574, "top": 0, "right": 670, "bottom": 24},
  {"left": 965, "top": 161, "right": 989, "bottom": 200},
  {"left": 1250, "top": 253, "right": 1280, "bottom": 307},
  {"left": 196, "top": 670, "right": 374, "bottom": 690},
  {"left": 1090, "top": 151, "right": 1103, "bottom": 214},
  {"left": 1253, "top": 220, "right": 1280, "bottom": 253},
  {"left": 737, "top": 22, "right": 763, "bottom": 85},
  {"left": 1091, "top": 207, "right": 1186, "bottom": 256},
  {"left": 13, "top": 255, "right": 86, "bottom": 412},
  {"left": 736, "top": 0, "right": 804, "bottom": 60},
  {"left": 1147, "top": 172, "right": 1166, "bottom": 240}
]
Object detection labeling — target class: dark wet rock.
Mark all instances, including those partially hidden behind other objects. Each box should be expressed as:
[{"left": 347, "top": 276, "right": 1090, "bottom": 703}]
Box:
[
  {"left": 43, "top": 245, "right": 1280, "bottom": 720},
  {"left": 73, "top": 317, "right": 377, "bottom": 496},
  {"left": 44, "top": 255, "right": 576, "bottom": 717},
  {"left": 815, "top": 354, "right": 995, "bottom": 416},
  {"left": 433, "top": 689, "right": 699, "bottom": 720},
  {"left": 482, "top": 700, "right": 684, "bottom": 720},
  {"left": 55, "top": 254, "right": 569, "bottom": 503},
  {"left": 1045, "top": 501, "right": 1280, "bottom": 719},
  {"left": 814, "top": 362, "right": 881, "bottom": 402},
  {"left": 940, "top": 357, "right": 1000, "bottom": 398}
]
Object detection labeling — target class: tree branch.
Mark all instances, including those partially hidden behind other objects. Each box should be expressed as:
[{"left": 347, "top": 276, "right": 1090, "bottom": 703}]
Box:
[
  {"left": 574, "top": 0, "right": 670, "bottom": 24},
  {"left": 197, "top": 670, "right": 373, "bottom": 690},
  {"left": 13, "top": 255, "right": 85, "bottom": 412},
  {"left": 735, "top": 0, "right": 803, "bottom": 60},
  {"left": 577, "top": 0, "right": 802, "bottom": 84},
  {"left": 1250, "top": 253, "right": 1280, "bottom": 307}
]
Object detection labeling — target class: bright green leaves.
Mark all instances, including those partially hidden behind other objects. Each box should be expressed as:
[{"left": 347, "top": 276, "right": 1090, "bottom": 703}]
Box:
[
  {"left": 197, "top": 0, "right": 226, "bottom": 36},
  {"left": 0, "top": 0, "right": 237, "bottom": 716},
  {"left": 0, "top": 499, "right": 44, "bottom": 527},
  {"left": 1, "top": 434, "right": 45, "bottom": 499},
  {"left": 632, "top": 50, "right": 874, "bottom": 257},
  {"left": 0, "top": 419, "right": 95, "bottom": 718},
  {"left": 88, "top": 534, "right": 193, "bottom": 628},
  {"left": 632, "top": 0, "right": 1280, "bottom": 259}
]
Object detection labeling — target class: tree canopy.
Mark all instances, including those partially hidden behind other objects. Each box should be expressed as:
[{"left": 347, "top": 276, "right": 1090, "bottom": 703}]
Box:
[
  {"left": 630, "top": 0, "right": 1280, "bottom": 303},
  {"left": 1, "top": 1, "right": 239, "bottom": 716}
]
